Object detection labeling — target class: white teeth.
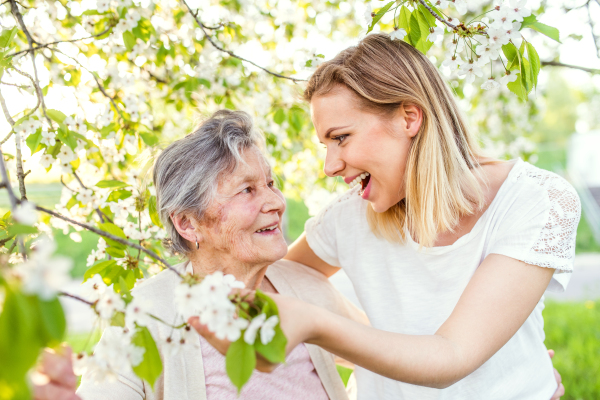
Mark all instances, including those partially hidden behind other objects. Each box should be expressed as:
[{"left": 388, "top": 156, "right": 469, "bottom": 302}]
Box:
[
  {"left": 257, "top": 225, "right": 277, "bottom": 233},
  {"left": 349, "top": 173, "right": 370, "bottom": 188}
]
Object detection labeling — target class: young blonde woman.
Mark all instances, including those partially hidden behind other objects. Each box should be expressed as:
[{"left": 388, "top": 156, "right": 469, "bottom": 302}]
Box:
[{"left": 195, "top": 33, "right": 576, "bottom": 399}]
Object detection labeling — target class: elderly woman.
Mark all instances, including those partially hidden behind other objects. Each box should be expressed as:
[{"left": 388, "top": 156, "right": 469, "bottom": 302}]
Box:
[{"left": 65, "top": 110, "right": 366, "bottom": 400}]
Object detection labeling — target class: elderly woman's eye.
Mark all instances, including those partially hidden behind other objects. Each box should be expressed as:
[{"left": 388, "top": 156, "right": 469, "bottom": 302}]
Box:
[
  {"left": 268, "top": 180, "right": 275, "bottom": 187},
  {"left": 242, "top": 187, "right": 252, "bottom": 194}
]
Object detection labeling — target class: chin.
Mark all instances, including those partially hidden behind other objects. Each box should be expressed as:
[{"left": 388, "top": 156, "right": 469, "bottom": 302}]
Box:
[{"left": 369, "top": 200, "right": 394, "bottom": 213}]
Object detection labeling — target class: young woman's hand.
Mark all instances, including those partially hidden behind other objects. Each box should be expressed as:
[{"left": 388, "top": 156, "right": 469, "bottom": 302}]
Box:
[
  {"left": 188, "top": 291, "right": 322, "bottom": 372},
  {"left": 548, "top": 349, "right": 565, "bottom": 400},
  {"left": 32, "top": 345, "right": 80, "bottom": 400}
]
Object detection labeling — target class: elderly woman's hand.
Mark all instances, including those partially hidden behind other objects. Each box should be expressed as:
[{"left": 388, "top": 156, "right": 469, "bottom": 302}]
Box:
[
  {"left": 188, "top": 291, "right": 322, "bottom": 372},
  {"left": 31, "top": 345, "right": 80, "bottom": 400}
]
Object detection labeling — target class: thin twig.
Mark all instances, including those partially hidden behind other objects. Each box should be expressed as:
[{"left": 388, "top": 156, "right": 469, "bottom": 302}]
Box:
[
  {"left": 0, "top": 81, "right": 29, "bottom": 88},
  {"left": 34, "top": 204, "right": 181, "bottom": 278},
  {"left": 7, "top": 27, "right": 113, "bottom": 58},
  {"left": 72, "top": 171, "right": 109, "bottom": 223},
  {"left": 541, "top": 61, "right": 600, "bottom": 74},
  {"left": 50, "top": 47, "right": 126, "bottom": 121},
  {"left": 0, "top": 147, "right": 26, "bottom": 257},
  {"left": 181, "top": 0, "right": 305, "bottom": 83},
  {"left": 0, "top": 88, "right": 27, "bottom": 200},
  {"left": 9, "top": 0, "right": 52, "bottom": 127},
  {"left": 59, "top": 291, "right": 95, "bottom": 306},
  {"left": 417, "top": 0, "right": 457, "bottom": 30},
  {"left": 12, "top": 67, "right": 42, "bottom": 119}
]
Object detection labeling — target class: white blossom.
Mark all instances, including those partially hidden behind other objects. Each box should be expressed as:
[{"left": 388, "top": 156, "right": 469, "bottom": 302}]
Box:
[
  {"left": 508, "top": 0, "right": 531, "bottom": 22},
  {"left": 498, "top": 70, "right": 518, "bottom": 86},
  {"left": 390, "top": 28, "right": 407, "bottom": 41},
  {"left": 506, "top": 22, "right": 522, "bottom": 42},
  {"left": 125, "top": 297, "right": 153, "bottom": 329},
  {"left": 458, "top": 60, "right": 484, "bottom": 84},
  {"left": 481, "top": 78, "right": 501, "bottom": 90},
  {"left": 13, "top": 201, "right": 38, "bottom": 225},
  {"left": 453, "top": 0, "right": 467, "bottom": 14},
  {"left": 96, "top": 0, "right": 110, "bottom": 13},
  {"left": 58, "top": 146, "right": 76, "bottom": 163},
  {"left": 490, "top": 6, "right": 514, "bottom": 30},
  {"left": 244, "top": 313, "right": 266, "bottom": 344},
  {"left": 81, "top": 274, "right": 108, "bottom": 302},
  {"left": 76, "top": 189, "right": 94, "bottom": 205},
  {"left": 16, "top": 237, "right": 72, "bottom": 300},
  {"left": 96, "top": 289, "right": 125, "bottom": 320},
  {"left": 260, "top": 315, "right": 279, "bottom": 345},
  {"left": 428, "top": 26, "right": 445, "bottom": 43},
  {"left": 363, "top": 4, "right": 373, "bottom": 27},
  {"left": 41, "top": 129, "right": 56, "bottom": 146}
]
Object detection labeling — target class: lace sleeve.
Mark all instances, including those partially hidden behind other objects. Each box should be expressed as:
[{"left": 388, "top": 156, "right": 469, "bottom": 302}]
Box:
[{"left": 518, "top": 168, "right": 582, "bottom": 272}]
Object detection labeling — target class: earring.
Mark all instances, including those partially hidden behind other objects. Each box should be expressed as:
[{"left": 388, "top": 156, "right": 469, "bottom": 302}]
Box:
[{"left": 196, "top": 240, "right": 199, "bottom": 250}]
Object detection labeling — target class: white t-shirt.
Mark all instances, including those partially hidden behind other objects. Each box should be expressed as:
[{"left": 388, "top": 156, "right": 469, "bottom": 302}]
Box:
[{"left": 305, "top": 159, "right": 581, "bottom": 400}]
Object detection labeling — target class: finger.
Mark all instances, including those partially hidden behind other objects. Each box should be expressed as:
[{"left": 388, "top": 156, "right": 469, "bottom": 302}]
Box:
[
  {"left": 188, "top": 317, "right": 231, "bottom": 355},
  {"left": 255, "top": 353, "right": 280, "bottom": 373},
  {"left": 553, "top": 368, "right": 562, "bottom": 384},
  {"left": 549, "top": 383, "right": 565, "bottom": 400},
  {"left": 33, "top": 382, "right": 81, "bottom": 400},
  {"left": 38, "top": 346, "right": 78, "bottom": 390},
  {"left": 548, "top": 349, "right": 555, "bottom": 359}
]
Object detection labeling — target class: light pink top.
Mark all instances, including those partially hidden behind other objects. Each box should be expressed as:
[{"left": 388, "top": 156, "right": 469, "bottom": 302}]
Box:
[{"left": 199, "top": 335, "right": 329, "bottom": 400}]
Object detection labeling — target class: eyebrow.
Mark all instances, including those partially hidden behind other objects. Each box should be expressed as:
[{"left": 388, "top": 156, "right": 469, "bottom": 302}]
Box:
[{"left": 320, "top": 125, "right": 350, "bottom": 143}]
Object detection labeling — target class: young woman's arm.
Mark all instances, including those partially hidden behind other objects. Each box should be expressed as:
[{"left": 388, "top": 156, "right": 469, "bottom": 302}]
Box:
[
  {"left": 277, "top": 253, "right": 554, "bottom": 388},
  {"left": 191, "top": 253, "right": 554, "bottom": 388},
  {"left": 285, "top": 233, "right": 340, "bottom": 277}
]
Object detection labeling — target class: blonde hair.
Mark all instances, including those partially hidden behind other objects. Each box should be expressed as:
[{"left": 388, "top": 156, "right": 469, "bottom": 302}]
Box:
[{"left": 304, "top": 33, "right": 485, "bottom": 247}]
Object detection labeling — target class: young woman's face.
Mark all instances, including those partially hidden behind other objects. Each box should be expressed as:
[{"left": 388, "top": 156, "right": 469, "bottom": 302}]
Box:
[{"left": 311, "top": 86, "right": 420, "bottom": 213}]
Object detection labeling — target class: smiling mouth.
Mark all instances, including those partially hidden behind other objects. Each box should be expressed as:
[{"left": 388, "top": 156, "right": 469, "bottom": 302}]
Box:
[
  {"left": 256, "top": 224, "right": 278, "bottom": 233},
  {"left": 349, "top": 173, "right": 371, "bottom": 195}
]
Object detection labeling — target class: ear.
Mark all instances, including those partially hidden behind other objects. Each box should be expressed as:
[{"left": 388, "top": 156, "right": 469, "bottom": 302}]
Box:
[
  {"left": 399, "top": 104, "right": 423, "bottom": 139},
  {"left": 171, "top": 212, "right": 203, "bottom": 244}
]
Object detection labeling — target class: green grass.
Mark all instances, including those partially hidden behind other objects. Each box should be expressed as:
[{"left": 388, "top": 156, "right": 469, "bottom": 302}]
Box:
[
  {"left": 285, "top": 198, "right": 310, "bottom": 242},
  {"left": 544, "top": 301, "right": 600, "bottom": 400}
]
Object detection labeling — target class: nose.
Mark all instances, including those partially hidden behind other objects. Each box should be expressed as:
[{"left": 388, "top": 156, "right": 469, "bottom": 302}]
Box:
[
  {"left": 260, "top": 184, "right": 286, "bottom": 214},
  {"left": 323, "top": 146, "right": 344, "bottom": 177}
]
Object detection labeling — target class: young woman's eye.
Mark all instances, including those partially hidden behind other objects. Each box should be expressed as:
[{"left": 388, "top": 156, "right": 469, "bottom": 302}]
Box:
[{"left": 332, "top": 134, "right": 348, "bottom": 145}]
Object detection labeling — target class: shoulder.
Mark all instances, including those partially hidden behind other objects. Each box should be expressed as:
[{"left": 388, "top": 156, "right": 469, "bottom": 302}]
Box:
[
  {"left": 511, "top": 161, "right": 580, "bottom": 213},
  {"left": 306, "top": 187, "right": 367, "bottom": 228},
  {"left": 131, "top": 262, "right": 187, "bottom": 309}
]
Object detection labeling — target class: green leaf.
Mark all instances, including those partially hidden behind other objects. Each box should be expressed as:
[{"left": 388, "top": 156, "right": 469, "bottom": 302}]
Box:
[
  {"left": 417, "top": 4, "right": 436, "bottom": 27},
  {"left": 25, "top": 130, "right": 43, "bottom": 154},
  {"left": 46, "top": 109, "right": 67, "bottom": 124},
  {"left": 65, "top": 195, "right": 78, "bottom": 210},
  {"left": 96, "top": 179, "right": 130, "bottom": 189},
  {"left": 336, "top": 364, "right": 353, "bottom": 387},
  {"left": 502, "top": 43, "right": 520, "bottom": 71},
  {"left": 521, "top": 15, "right": 560, "bottom": 43},
  {"left": 132, "top": 18, "right": 155, "bottom": 42},
  {"left": 507, "top": 73, "right": 527, "bottom": 101},
  {"left": 37, "top": 297, "right": 66, "bottom": 346},
  {"left": 148, "top": 196, "right": 163, "bottom": 228},
  {"left": 273, "top": 109, "right": 285, "bottom": 125},
  {"left": 98, "top": 222, "right": 127, "bottom": 250},
  {"left": 111, "top": 311, "right": 126, "bottom": 327},
  {"left": 408, "top": 12, "right": 422, "bottom": 48},
  {"left": 106, "top": 247, "right": 126, "bottom": 258},
  {"left": 123, "top": 31, "right": 136, "bottom": 51},
  {"left": 253, "top": 290, "right": 287, "bottom": 363},
  {"left": 367, "top": 1, "right": 394, "bottom": 34},
  {"left": 140, "top": 131, "right": 159, "bottom": 146},
  {"left": 0, "top": 289, "right": 43, "bottom": 383},
  {"left": 106, "top": 189, "right": 132, "bottom": 203},
  {"left": 0, "top": 27, "right": 18, "bottom": 49},
  {"left": 8, "top": 223, "right": 38, "bottom": 236},
  {"left": 56, "top": 124, "right": 77, "bottom": 150},
  {"left": 414, "top": 9, "right": 434, "bottom": 53},
  {"left": 83, "top": 260, "right": 117, "bottom": 282},
  {"left": 226, "top": 336, "right": 256, "bottom": 393},
  {"left": 398, "top": 6, "right": 411, "bottom": 31},
  {"left": 132, "top": 326, "right": 163, "bottom": 389},
  {"left": 526, "top": 41, "right": 540, "bottom": 88}
]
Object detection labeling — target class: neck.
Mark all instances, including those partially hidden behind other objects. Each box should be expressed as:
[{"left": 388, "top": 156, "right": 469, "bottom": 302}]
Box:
[{"left": 187, "top": 249, "right": 270, "bottom": 290}]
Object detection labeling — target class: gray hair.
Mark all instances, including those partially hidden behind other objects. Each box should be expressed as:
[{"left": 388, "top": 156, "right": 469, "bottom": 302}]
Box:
[{"left": 153, "top": 110, "right": 265, "bottom": 255}]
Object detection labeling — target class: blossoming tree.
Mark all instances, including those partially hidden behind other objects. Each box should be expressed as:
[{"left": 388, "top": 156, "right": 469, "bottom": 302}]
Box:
[{"left": 0, "top": 0, "right": 597, "bottom": 397}]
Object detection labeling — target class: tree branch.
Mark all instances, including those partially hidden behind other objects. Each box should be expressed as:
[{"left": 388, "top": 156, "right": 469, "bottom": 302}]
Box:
[
  {"left": 417, "top": 0, "right": 458, "bottom": 30},
  {"left": 541, "top": 60, "right": 600, "bottom": 74},
  {"left": 7, "top": 27, "right": 113, "bottom": 59},
  {"left": 9, "top": 0, "right": 52, "bottom": 127},
  {"left": 181, "top": 0, "right": 305, "bottom": 83},
  {"left": 59, "top": 291, "right": 95, "bottom": 306},
  {"left": 0, "top": 87, "right": 27, "bottom": 201},
  {"left": 12, "top": 66, "right": 42, "bottom": 120},
  {"left": 34, "top": 205, "right": 181, "bottom": 278},
  {"left": 0, "top": 147, "right": 26, "bottom": 257}
]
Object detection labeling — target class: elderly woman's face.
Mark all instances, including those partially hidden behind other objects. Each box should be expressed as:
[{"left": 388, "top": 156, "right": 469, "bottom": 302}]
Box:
[{"left": 198, "top": 147, "right": 287, "bottom": 264}]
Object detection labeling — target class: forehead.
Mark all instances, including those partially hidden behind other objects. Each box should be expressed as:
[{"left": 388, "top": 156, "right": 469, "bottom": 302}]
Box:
[
  {"left": 219, "top": 147, "right": 271, "bottom": 188},
  {"left": 310, "top": 90, "right": 357, "bottom": 136}
]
